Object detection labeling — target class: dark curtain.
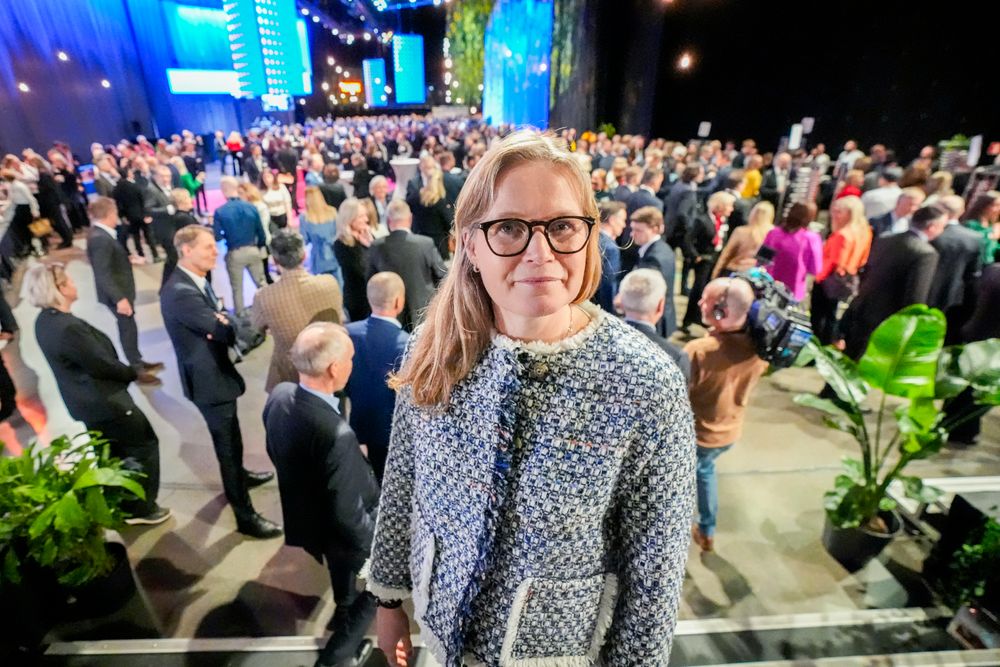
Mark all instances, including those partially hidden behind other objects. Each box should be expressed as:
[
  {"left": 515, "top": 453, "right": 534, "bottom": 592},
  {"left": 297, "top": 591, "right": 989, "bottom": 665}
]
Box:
[{"left": 548, "top": 0, "right": 598, "bottom": 132}]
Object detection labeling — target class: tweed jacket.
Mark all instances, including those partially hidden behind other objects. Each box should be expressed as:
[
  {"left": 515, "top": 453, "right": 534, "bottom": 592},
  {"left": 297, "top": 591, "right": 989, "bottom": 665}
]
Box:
[
  {"left": 368, "top": 303, "right": 696, "bottom": 666},
  {"left": 251, "top": 268, "right": 344, "bottom": 392}
]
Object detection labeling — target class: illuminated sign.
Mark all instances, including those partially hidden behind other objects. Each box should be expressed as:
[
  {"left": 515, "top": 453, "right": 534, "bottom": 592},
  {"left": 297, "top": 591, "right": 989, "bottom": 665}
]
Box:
[
  {"left": 223, "top": 0, "right": 311, "bottom": 97},
  {"left": 166, "top": 68, "right": 242, "bottom": 95},
  {"left": 363, "top": 58, "right": 388, "bottom": 107},
  {"left": 392, "top": 34, "right": 426, "bottom": 104},
  {"left": 338, "top": 81, "right": 363, "bottom": 96}
]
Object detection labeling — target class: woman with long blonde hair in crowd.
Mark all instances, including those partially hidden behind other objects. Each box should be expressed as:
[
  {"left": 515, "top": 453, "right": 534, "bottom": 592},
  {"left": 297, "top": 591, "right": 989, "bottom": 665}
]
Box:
[
  {"left": 333, "top": 197, "right": 373, "bottom": 320},
  {"left": 406, "top": 155, "right": 452, "bottom": 259},
  {"left": 239, "top": 181, "right": 275, "bottom": 284},
  {"left": 812, "top": 195, "right": 872, "bottom": 344},
  {"left": 712, "top": 200, "right": 775, "bottom": 278},
  {"left": 301, "top": 186, "right": 343, "bottom": 288}
]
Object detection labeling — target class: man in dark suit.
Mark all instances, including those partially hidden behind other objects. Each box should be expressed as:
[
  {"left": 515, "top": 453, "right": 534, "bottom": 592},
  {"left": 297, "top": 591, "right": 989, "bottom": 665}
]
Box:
[
  {"left": 619, "top": 268, "right": 690, "bottom": 380},
  {"left": 93, "top": 155, "right": 119, "bottom": 198},
  {"left": 842, "top": 205, "right": 948, "bottom": 359},
  {"left": 929, "top": 195, "right": 983, "bottom": 342},
  {"left": 264, "top": 322, "right": 379, "bottom": 666},
  {"left": 760, "top": 152, "right": 795, "bottom": 213},
  {"left": 868, "top": 187, "right": 925, "bottom": 237},
  {"left": 664, "top": 164, "right": 702, "bottom": 242},
  {"left": 160, "top": 225, "right": 281, "bottom": 539},
  {"left": 366, "top": 200, "right": 446, "bottom": 332},
  {"left": 85, "top": 197, "right": 162, "bottom": 384},
  {"left": 721, "top": 170, "right": 752, "bottom": 239},
  {"left": 30, "top": 264, "right": 168, "bottom": 524},
  {"left": 630, "top": 206, "right": 677, "bottom": 338},
  {"left": 345, "top": 273, "right": 410, "bottom": 484},
  {"left": 318, "top": 164, "right": 347, "bottom": 210},
  {"left": 594, "top": 201, "right": 626, "bottom": 314},
  {"left": 682, "top": 192, "right": 734, "bottom": 330},
  {"left": 438, "top": 150, "right": 465, "bottom": 208},
  {"left": 624, "top": 168, "right": 664, "bottom": 219},
  {"left": 113, "top": 159, "right": 153, "bottom": 260}
]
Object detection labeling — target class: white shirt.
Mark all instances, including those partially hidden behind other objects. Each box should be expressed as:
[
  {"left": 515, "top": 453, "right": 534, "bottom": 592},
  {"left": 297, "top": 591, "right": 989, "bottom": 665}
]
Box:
[
  {"left": 861, "top": 184, "right": 901, "bottom": 220},
  {"left": 94, "top": 222, "right": 118, "bottom": 240},
  {"left": 177, "top": 264, "right": 208, "bottom": 294},
  {"left": 298, "top": 383, "right": 341, "bottom": 413},
  {"left": 888, "top": 214, "right": 911, "bottom": 236},
  {"left": 638, "top": 234, "right": 662, "bottom": 258}
]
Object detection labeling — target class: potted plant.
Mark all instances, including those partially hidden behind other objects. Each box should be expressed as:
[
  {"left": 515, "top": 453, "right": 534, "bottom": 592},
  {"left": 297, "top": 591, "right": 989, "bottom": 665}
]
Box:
[
  {"left": 795, "top": 305, "right": 1000, "bottom": 572},
  {"left": 0, "top": 432, "right": 146, "bottom": 655}
]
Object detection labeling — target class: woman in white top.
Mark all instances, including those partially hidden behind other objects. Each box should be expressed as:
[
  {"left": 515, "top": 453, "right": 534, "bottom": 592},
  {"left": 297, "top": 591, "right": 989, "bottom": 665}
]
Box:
[
  {"left": 261, "top": 169, "right": 293, "bottom": 230},
  {"left": 239, "top": 181, "right": 275, "bottom": 285}
]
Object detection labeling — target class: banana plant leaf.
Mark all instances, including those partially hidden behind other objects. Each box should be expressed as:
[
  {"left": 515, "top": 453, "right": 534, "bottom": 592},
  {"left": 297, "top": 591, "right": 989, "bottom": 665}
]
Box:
[{"left": 859, "top": 304, "right": 945, "bottom": 399}]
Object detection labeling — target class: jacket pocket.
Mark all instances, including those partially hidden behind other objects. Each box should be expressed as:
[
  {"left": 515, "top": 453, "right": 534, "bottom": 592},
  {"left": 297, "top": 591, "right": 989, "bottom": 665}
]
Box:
[{"left": 500, "top": 573, "right": 618, "bottom": 667}]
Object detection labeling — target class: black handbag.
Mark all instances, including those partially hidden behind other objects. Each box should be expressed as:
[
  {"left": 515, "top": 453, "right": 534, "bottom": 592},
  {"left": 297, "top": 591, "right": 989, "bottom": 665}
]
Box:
[{"left": 821, "top": 270, "right": 859, "bottom": 301}]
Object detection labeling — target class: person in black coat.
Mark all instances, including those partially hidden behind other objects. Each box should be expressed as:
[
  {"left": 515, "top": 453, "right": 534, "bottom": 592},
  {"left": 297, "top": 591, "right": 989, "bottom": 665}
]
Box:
[
  {"left": 113, "top": 160, "right": 153, "bottom": 259},
  {"left": 928, "top": 197, "right": 983, "bottom": 343},
  {"left": 264, "top": 322, "right": 379, "bottom": 666},
  {"left": 345, "top": 274, "right": 410, "bottom": 483},
  {"left": 630, "top": 206, "right": 678, "bottom": 338},
  {"left": 842, "top": 205, "right": 947, "bottom": 360},
  {"left": 85, "top": 197, "right": 162, "bottom": 381},
  {"left": 160, "top": 225, "right": 282, "bottom": 539},
  {"left": 318, "top": 164, "right": 347, "bottom": 210},
  {"left": 0, "top": 291, "right": 19, "bottom": 424},
  {"left": 25, "top": 264, "right": 168, "bottom": 524},
  {"left": 349, "top": 153, "right": 372, "bottom": 200},
  {"left": 943, "top": 263, "right": 1000, "bottom": 446},
  {"left": 681, "top": 192, "right": 734, "bottom": 329},
  {"left": 333, "top": 198, "right": 374, "bottom": 322},
  {"left": 759, "top": 152, "right": 795, "bottom": 212},
  {"left": 619, "top": 268, "right": 690, "bottom": 381},
  {"left": 405, "top": 158, "right": 453, "bottom": 259},
  {"left": 27, "top": 159, "right": 73, "bottom": 249},
  {"left": 157, "top": 189, "right": 201, "bottom": 289},
  {"left": 365, "top": 201, "right": 446, "bottom": 332}
]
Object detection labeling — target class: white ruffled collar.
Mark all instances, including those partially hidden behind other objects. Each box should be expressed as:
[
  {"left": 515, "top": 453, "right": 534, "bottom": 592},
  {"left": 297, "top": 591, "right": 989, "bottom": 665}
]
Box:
[{"left": 491, "top": 301, "right": 605, "bottom": 355}]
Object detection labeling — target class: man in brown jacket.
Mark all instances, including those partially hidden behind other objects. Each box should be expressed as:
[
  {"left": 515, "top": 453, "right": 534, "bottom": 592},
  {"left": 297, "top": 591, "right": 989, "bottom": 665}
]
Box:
[
  {"left": 684, "top": 277, "right": 769, "bottom": 552},
  {"left": 252, "top": 230, "right": 344, "bottom": 392}
]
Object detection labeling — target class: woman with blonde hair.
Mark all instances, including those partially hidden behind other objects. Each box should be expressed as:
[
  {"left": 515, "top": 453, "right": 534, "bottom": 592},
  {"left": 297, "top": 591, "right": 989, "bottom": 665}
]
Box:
[
  {"left": 835, "top": 168, "right": 865, "bottom": 200},
  {"left": 811, "top": 195, "right": 872, "bottom": 344},
  {"left": 359, "top": 197, "right": 388, "bottom": 240},
  {"left": 333, "top": 197, "right": 373, "bottom": 320},
  {"left": 301, "top": 186, "right": 343, "bottom": 287},
  {"left": 711, "top": 201, "right": 775, "bottom": 278},
  {"left": 406, "top": 156, "right": 452, "bottom": 258},
  {"left": 368, "top": 131, "right": 695, "bottom": 666},
  {"left": 239, "top": 181, "right": 275, "bottom": 284}
]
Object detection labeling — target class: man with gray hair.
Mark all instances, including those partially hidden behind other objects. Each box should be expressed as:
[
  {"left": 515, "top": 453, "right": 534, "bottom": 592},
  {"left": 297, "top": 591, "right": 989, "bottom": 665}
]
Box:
[
  {"left": 264, "top": 322, "right": 379, "bottom": 667},
  {"left": 620, "top": 269, "right": 690, "bottom": 380},
  {"left": 213, "top": 175, "right": 267, "bottom": 313},
  {"left": 252, "top": 230, "right": 345, "bottom": 392},
  {"left": 366, "top": 199, "right": 446, "bottom": 331}
]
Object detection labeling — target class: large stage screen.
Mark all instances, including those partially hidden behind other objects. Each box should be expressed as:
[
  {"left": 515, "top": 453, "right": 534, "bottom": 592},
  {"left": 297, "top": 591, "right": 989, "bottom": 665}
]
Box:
[
  {"left": 363, "top": 58, "right": 388, "bottom": 107},
  {"left": 392, "top": 34, "right": 426, "bottom": 105},
  {"left": 223, "top": 0, "right": 311, "bottom": 97},
  {"left": 483, "top": 0, "right": 553, "bottom": 127}
]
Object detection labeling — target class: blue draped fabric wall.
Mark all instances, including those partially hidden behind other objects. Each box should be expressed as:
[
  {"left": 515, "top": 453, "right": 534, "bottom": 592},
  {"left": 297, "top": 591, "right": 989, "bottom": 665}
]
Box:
[
  {"left": 0, "top": 0, "right": 253, "bottom": 156},
  {"left": 482, "top": 0, "right": 554, "bottom": 129}
]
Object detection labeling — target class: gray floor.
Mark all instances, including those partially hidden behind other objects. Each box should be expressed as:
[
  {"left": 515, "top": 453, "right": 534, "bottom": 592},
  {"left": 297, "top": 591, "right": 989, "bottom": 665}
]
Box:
[{"left": 2, "top": 231, "right": 998, "bottom": 652}]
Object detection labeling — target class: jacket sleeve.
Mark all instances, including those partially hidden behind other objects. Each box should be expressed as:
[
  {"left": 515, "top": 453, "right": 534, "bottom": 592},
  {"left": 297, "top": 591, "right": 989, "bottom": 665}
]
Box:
[
  {"left": 165, "top": 285, "right": 235, "bottom": 344},
  {"left": 601, "top": 368, "right": 696, "bottom": 664},
  {"left": 326, "top": 422, "right": 378, "bottom": 571},
  {"left": 90, "top": 237, "right": 129, "bottom": 304},
  {"left": 65, "top": 321, "right": 138, "bottom": 383},
  {"left": 0, "top": 292, "right": 17, "bottom": 334},
  {"left": 904, "top": 248, "right": 939, "bottom": 306},
  {"left": 366, "top": 387, "right": 418, "bottom": 600},
  {"left": 816, "top": 232, "right": 846, "bottom": 283}
]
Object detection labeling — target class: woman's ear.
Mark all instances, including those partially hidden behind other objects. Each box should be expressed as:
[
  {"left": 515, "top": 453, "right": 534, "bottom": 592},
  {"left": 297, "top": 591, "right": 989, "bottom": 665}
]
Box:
[{"left": 463, "top": 230, "right": 479, "bottom": 269}]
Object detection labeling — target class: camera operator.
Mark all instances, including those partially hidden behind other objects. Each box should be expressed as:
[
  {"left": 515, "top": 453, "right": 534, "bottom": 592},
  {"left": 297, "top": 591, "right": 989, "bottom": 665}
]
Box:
[{"left": 684, "top": 277, "right": 769, "bottom": 552}]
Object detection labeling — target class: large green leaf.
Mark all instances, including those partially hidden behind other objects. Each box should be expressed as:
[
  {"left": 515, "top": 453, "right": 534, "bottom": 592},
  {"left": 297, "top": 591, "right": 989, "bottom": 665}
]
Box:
[
  {"left": 805, "top": 340, "right": 870, "bottom": 405},
  {"left": 53, "top": 493, "right": 86, "bottom": 533},
  {"left": 859, "top": 305, "right": 946, "bottom": 398},
  {"left": 935, "top": 346, "right": 969, "bottom": 399},
  {"left": 960, "top": 340, "right": 1000, "bottom": 405}
]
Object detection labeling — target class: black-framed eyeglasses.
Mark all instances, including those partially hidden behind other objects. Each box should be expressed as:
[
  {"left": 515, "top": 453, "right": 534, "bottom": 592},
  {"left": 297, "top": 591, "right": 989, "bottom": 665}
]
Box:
[{"left": 473, "top": 216, "right": 595, "bottom": 257}]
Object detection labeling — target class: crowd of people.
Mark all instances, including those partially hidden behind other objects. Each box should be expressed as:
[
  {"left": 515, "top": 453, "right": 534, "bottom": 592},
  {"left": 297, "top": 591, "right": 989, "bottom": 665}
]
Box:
[{"left": 2, "top": 114, "right": 999, "bottom": 666}]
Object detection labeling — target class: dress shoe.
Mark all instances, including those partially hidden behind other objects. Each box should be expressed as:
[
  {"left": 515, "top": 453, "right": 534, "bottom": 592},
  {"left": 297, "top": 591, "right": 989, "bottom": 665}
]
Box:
[
  {"left": 244, "top": 469, "right": 274, "bottom": 488},
  {"left": 136, "top": 371, "right": 162, "bottom": 386},
  {"left": 315, "top": 639, "right": 374, "bottom": 667},
  {"left": 316, "top": 595, "right": 378, "bottom": 666},
  {"left": 141, "top": 360, "right": 166, "bottom": 372},
  {"left": 236, "top": 513, "right": 283, "bottom": 539}
]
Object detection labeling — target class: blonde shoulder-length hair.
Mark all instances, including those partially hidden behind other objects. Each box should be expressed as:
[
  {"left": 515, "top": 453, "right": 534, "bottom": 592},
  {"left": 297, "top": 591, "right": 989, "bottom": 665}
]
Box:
[
  {"left": 419, "top": 164, "right": 446, "bottom": 207},
  {"left": 390, "top": 130, "right": 601, "bottom": 408},
  {"left": 335, "top": 197, "right": 364, "bottom": 245}
]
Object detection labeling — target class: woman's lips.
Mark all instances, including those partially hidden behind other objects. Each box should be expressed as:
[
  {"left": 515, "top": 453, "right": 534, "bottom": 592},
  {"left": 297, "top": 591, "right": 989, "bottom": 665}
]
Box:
[{"left": 517, "top": 277, "right": 560, "bottom": 284}]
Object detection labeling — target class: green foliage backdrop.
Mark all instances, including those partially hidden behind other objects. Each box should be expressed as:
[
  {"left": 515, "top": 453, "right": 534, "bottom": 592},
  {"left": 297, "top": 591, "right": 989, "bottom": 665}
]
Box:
[{"left": 445, "top": 0, "right": 493, "bottom": 109}]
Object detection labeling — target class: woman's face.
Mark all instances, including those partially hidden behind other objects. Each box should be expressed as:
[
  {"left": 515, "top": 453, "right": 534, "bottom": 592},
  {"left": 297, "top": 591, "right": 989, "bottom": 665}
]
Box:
[
  {"left": 351, "top": 209, "right": 370, "bottom": 234},
  {"left": 262, "top": 171, "right": 275, "bottom": 187},
  {"left": 466, "top": 162, "right": 588, "bottom": 321},
  {"left": 831, "top": 202, "right": 850, "bottom": 228}
]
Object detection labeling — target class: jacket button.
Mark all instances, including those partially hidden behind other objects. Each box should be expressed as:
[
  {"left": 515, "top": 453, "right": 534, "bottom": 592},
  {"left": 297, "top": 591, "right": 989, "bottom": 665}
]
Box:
[{"left": 528, "top": 361, "right": 548, "bottom": 380}]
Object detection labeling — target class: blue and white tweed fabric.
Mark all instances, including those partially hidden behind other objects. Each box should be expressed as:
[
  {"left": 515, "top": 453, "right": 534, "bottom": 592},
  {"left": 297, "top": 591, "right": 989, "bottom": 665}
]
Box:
[{"left": 367, "top": 302, "right": 696, "bottom": 666}]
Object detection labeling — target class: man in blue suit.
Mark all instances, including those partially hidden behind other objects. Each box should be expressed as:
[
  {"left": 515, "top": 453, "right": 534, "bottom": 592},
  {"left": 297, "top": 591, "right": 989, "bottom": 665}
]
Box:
[
  {"left": 345, "top": 272, "right": 410, "bottom": 484},
  {"left": 594, "top": 200, "right": 627, "bottom": 314}
]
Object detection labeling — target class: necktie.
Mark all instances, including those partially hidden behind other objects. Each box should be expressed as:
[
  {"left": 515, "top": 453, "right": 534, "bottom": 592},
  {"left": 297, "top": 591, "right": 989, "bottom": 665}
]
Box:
[{"left": 204, "top": 281, "right": 220, "bottom": 311}]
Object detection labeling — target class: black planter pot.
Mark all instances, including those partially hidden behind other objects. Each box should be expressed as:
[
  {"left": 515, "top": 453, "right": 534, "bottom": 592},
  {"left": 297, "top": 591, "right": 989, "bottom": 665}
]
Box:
[
  {"left": 64, "top": 542, "right": 136, "bottom": 619},
  {"left": 822, "top": 510, "right": 902, "bottom": 573}
]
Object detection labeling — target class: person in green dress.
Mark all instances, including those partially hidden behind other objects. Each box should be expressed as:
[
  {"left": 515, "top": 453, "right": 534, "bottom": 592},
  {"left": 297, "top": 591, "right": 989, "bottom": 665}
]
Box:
[{"left": 961, "top": 190, "right": 1000, "bottom": 265}]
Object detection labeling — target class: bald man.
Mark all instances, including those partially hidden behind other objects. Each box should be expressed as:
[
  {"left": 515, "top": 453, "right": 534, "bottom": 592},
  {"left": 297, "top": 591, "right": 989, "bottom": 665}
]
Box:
[{"left": 683, "top": 278, "right": 769, "bottom": 552}]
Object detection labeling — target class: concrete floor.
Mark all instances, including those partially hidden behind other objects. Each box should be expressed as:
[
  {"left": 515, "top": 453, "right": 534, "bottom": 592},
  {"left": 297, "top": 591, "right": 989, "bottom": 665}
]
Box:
[{"left": 2, "top": 226, "right": 998, "bottom": 647}]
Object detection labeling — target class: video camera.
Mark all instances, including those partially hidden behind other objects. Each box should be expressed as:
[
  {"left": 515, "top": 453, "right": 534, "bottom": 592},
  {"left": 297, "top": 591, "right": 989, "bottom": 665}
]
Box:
[{"left": 730, "top": 256, "right": 813, "bottom": 368}]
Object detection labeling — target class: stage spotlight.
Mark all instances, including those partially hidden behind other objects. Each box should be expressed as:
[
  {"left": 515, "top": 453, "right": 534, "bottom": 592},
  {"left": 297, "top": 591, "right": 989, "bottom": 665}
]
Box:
[
  {"left": 335, "top": 65, "right": 342, "bottom": 73},
  {"left": 57, "top": 51, "right": 69, "bottom": 62},
  {"left": 678, "top": 51, "right": 693, "bottom": 71},
  {"left": 327, "top": 56, "right": 335, "bottom": 66},
  {"left": 381, "top": 94, "right": 387, "bottom": 102},
  {"left": 384, "top": 85, "right": 392, "bottom": 94},
  {"left": 312, "top": 16, "right": 319, "bottom": 23},
  {"left": 299, "top": 99, "right": 306, "bottom": 105},
  {"left": 539, "top": 63, "right": 548, "bottom": 73},
  {"left": 321, "top": 82, "right": 330, "bottom": 91},
  {"left": 18, "top": 82, "right": 30, "bottom": 92},
  {"left": 101, "top": 79, "right": 111, "bottom": 88},
  {"left": 332, "top": 28, "right": 339, "bottom": 35},
  {"left": 363, "top": 32, "right": 371, "bottom": 41},
  {"left": 444, "top": 57, "right": 452, "bottom": 68},
  {"left": 344, "top": 70, "right": 350, "bottom": 77},
  {"left": 470, "top": 106, "right": 477, "bottom": 114},
  {"left": 364, "top": 103, "right": 369, "bottom": 109},
  {"left": 301, "top": 7, "right": 309, "bottom": 15},
  {"left": 478, "top": 83, "right": 484, "bottom": 91},
  {"left": 452, "top": 80, "right": 459, "bottom": 88}
]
